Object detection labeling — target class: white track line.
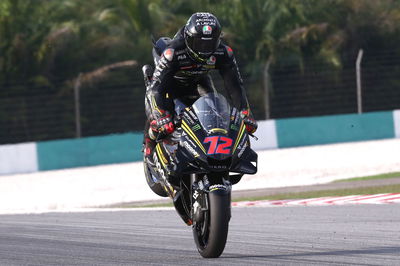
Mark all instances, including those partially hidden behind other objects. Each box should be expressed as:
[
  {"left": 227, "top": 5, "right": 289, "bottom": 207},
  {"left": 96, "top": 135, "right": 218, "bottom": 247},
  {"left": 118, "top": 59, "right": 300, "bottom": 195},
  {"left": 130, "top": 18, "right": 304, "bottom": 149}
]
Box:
[
  {"left": 232, "top": 193, "right": 400, "bottom": 207},
  {"left": 2, "top": 193, "right": 399, "bottom": 215}
]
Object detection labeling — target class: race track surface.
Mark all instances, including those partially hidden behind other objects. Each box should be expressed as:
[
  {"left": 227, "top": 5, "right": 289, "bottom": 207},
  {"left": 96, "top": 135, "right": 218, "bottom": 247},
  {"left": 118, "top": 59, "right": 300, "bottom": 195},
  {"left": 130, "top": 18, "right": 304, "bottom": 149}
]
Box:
[{"left": 1, "top": 205, "right": 399, "bottom": 265}]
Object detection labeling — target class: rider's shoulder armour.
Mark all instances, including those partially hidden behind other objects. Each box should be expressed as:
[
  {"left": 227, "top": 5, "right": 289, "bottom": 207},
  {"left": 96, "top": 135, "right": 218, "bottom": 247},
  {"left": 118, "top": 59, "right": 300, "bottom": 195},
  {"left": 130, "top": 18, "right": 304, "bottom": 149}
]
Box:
[
  {"left": 163, "top": 38, "right": 186, "bottom": 62},
  {"left": 162, "top": 48, "right": 174, "bottom": 61},
  {"left": 217, "top": 43, "right": 234, "bottom": 58}
]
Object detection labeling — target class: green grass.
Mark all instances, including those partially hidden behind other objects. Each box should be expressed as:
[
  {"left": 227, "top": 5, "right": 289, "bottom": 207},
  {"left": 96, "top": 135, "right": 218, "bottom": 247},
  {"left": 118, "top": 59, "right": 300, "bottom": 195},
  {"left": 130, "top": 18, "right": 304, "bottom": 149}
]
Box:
[
  {"left": 108, "top": 172, "right": 400, "bottom": 208},
  {"left": 334, "top": 172, "right": 400, "bottom": 183},
  {"left": 233, "top": 184, "right": 400, "bottom": 202},
  {"left": 117, "top": 184, "right": 400, "bottom": 208},
  {"left": 103, "top": 201, "right": 173, "bottom": 208},
  {"left": 126, "top": 202, "right": 173, "bottom": 208}
]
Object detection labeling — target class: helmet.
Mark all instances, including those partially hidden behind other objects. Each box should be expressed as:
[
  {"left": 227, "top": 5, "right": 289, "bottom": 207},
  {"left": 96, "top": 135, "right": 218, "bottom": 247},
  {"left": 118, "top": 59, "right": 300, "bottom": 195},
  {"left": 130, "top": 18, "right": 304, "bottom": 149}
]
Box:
[{"left": 184, "top": 12, "right": 221, "bottom": 62}]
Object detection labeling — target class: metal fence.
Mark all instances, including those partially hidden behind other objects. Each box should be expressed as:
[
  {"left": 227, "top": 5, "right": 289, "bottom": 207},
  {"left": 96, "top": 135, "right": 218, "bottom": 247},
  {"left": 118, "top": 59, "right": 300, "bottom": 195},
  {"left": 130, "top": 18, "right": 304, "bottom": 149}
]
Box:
[
  {"left": 264, "top": 49, "right": 400, "bottom": 119},
  {"left": 1, "top": 49, "right": 399, "bottom": 145},
  {"left": 0, "top": 78, "right": 145, "bottom": 144}
]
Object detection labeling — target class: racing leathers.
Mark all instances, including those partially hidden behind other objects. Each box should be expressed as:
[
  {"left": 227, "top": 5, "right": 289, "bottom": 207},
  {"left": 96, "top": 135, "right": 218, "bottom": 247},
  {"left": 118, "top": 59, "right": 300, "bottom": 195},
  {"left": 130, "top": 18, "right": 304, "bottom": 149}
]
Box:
[{"left": 144, "top": 28, "right": 257, "bottom": 157}]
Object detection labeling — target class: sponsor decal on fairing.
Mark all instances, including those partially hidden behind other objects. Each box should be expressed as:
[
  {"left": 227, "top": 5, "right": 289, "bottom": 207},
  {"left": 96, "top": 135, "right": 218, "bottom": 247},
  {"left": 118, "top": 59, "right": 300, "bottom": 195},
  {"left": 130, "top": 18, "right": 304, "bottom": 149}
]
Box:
[
  {"left": 192, "top": 124, "right": 201, "bottom": 131},
  {"left": 230, "top": 124, "right": 239, "bottom": 131},
  {"left": 209, "top": 184, "right": 228, "bottom": 192},
  {"left": 183, "top": 140, "right": 200, "bottom": 158},
  {"left": 183, "top": 112, "right": 195, "bottom": 124}
]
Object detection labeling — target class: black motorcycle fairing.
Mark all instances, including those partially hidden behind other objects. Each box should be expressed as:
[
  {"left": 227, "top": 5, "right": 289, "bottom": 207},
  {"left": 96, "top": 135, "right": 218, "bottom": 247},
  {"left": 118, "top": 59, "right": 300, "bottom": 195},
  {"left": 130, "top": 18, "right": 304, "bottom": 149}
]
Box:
[
  {"left": 230, "top": 146, "right": 257, "bottom": 174},
  {"left": 158, "top": 93, "right": 257, "bottom": 176},
  {"left": 144, "top": 93, "right": 257, "bottom": 218}
]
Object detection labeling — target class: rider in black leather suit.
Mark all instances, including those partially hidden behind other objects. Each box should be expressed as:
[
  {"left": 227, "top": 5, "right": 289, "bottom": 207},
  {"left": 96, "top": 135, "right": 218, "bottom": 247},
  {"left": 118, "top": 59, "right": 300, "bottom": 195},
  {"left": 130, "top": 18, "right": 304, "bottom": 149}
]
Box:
[{"left": 144, "top": 12, "right": 257, "bottom": 157}]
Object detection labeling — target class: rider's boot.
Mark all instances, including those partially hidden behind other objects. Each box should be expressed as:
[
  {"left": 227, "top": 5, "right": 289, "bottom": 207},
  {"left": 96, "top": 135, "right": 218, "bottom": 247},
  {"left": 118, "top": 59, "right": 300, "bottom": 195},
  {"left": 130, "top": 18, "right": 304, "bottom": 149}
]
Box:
[
  {"left": 144, "top": 137, "right": 155, "bottom": 159},
  {"left": 143, "top": 118, "right": 157, "bottom": 162},
  {"left": 143, "top": 134, "right": 158, "bottom": 168}
]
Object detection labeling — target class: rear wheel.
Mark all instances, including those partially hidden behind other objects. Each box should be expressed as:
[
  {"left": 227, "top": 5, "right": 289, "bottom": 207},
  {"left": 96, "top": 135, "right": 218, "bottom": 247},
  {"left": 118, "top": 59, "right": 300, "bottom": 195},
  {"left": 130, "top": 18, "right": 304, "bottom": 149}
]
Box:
[
  {"left": 192, "top": 190, "right": 231, "bottom": 258},
  {"left": 144, "top": 162, "right": 168, "bottom": 197}
]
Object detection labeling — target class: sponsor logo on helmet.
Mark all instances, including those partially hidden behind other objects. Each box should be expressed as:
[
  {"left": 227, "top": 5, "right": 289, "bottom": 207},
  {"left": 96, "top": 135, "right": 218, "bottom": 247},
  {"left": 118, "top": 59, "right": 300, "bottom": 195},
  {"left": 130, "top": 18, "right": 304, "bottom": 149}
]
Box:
[
  {"left": 206, "top": 55, "right": 216, "bottom": 65},
  {"left": 196, "top": 19, "right": 217, "bottom": 26},
  {"left": 202, "top": 25, "right": 212, "bottom": 35},
  {"left": 196, "top": 12, "right": 212, "bottom": 18}
]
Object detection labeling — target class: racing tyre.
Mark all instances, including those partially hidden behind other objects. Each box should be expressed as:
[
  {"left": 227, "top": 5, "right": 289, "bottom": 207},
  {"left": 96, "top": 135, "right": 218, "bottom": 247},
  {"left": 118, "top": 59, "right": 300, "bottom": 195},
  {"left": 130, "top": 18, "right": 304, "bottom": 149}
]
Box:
[
  {"left": 144, "top": 163, "right": 168, "bottom": 197},
  {"left": 193, "top": 190, "right": 230, "bottom": 258}
]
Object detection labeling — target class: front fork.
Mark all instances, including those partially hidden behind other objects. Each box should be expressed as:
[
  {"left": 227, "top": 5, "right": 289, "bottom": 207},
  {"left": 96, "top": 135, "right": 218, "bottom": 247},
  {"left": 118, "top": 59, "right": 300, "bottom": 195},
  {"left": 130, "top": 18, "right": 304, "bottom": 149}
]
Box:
[
  {"left": 191, "top": 173, "right": 232, "bottom": 224},
  {"left": 174, "top": 173, "right": 232, "bottom": 226},
  {"left": 191, "top": 174, "right": 208, "bottom": 223}
]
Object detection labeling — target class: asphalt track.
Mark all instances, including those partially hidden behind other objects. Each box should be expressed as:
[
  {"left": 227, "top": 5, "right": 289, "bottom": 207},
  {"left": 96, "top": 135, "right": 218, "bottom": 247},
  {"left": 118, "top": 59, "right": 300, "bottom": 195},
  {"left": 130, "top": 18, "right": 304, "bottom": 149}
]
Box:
[{"left": 1, "top": 204, "right": 400, "bottom": 265}]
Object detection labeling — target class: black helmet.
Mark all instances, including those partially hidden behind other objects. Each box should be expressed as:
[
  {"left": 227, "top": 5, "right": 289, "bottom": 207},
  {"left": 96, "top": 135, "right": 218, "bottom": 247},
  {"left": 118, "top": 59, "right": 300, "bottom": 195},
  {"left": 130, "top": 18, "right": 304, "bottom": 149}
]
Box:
[{"left": 184, "top": 12, "right": 221, "bottom": 62}]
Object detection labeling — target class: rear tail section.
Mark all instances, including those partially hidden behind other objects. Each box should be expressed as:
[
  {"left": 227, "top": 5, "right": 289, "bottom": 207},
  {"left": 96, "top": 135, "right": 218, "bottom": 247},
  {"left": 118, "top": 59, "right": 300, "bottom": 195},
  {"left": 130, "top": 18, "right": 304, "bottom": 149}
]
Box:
[{"left": 142, "top": 65, "right": 153, "bottom": 88}]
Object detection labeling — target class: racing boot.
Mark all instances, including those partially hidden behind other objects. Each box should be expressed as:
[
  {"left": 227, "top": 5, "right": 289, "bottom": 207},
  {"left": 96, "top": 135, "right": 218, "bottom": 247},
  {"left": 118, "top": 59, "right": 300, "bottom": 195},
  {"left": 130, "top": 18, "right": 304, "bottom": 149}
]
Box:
[
  {"left": 144, "top": 137, "right": 156, "bottom": 159},
  {"left": 143, "top": 118, "right": 157, "bottom": 162}
]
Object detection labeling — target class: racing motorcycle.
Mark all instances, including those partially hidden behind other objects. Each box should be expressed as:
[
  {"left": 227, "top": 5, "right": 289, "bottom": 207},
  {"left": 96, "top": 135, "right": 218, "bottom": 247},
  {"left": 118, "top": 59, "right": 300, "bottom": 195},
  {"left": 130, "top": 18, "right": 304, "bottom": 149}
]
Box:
[{"left": 142, "top": 38, "right": 258, "bottom": 258}]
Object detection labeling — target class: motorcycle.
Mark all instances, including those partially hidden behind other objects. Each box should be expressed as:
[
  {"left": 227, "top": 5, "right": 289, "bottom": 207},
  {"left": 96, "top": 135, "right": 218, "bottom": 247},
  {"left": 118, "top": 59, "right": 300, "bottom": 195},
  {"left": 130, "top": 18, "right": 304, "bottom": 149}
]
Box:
[{"left": 142, "top": 38, "right": 258, "bottom": 258}]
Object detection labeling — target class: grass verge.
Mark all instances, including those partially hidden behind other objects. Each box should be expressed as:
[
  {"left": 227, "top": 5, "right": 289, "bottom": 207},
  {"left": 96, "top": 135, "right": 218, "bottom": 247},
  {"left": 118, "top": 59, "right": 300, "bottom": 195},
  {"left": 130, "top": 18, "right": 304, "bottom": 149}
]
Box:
[
  {"left": 334, "top": 172, "right": 400, "bottom": 183},
  {"left": 234, "top": 184, "right": 400, "bottom": 202},
  {"left": 115, "top": 184, "right": 400, "bottom": 208},
  {"left": 109, "top": 173, "right": 400, "bottom": 208},
  {"left": 127, "top": 202, "right": 172, "bottom": 208}
]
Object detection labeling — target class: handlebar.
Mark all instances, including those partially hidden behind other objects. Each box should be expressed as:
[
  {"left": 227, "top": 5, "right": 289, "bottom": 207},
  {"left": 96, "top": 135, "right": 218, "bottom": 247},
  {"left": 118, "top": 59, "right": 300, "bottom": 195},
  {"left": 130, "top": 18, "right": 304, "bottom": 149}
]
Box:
[{"left": 249, "top": 133, "right": 258, "bottom": 141}]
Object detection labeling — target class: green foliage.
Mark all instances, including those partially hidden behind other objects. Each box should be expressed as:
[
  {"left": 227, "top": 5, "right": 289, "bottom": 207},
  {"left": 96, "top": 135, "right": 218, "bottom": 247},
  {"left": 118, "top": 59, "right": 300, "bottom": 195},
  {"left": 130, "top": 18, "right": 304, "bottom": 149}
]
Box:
[
  {"left": 1, "top": 0, "right": 400, "bottom": 143},
  {"left": 1, "top": 0, "right": 399, "bottom": 86}
]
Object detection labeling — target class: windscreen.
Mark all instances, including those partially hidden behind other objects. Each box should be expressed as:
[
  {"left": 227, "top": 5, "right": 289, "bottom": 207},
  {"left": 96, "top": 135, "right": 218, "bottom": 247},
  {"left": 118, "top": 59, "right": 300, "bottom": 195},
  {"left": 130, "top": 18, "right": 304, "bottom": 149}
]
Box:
[{"left": 192, "top": 93, "right": 231, "bottom": 132}]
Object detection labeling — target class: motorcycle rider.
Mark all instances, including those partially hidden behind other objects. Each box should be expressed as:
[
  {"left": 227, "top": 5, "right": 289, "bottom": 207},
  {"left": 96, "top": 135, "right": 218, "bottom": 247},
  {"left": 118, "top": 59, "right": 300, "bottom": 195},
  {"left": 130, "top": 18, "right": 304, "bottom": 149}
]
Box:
[{"left": 144, "top": 12, "right": 257, "bottom": 158}]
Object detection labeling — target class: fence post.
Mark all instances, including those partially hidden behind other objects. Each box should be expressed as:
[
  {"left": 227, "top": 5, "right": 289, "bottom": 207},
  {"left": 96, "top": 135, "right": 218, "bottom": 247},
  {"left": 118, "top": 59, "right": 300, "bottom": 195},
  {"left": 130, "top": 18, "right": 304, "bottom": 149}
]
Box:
[
  {"left": 356, "top": 49, "right": 364, "bottom": 114},
  {"left": 74, "top": 73, "right": 82, "bottom": 138},
  {"left": 263, "top": 56, "right": 273, "bottom": 120}
]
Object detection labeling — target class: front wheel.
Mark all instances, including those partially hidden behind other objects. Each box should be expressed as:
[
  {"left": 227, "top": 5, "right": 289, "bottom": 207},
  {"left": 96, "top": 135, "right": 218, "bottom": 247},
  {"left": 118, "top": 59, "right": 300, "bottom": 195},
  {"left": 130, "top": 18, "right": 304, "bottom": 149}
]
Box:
[{"left": 192, "top": 190, "right": 231, "bottom": 258}]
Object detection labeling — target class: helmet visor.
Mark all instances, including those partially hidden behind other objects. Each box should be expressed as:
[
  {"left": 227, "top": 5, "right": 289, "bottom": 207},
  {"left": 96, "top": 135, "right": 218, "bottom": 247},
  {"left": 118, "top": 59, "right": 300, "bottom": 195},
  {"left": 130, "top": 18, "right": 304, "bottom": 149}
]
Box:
[{"left": 187, "top": 36, "right": 219, "bottom": 58}]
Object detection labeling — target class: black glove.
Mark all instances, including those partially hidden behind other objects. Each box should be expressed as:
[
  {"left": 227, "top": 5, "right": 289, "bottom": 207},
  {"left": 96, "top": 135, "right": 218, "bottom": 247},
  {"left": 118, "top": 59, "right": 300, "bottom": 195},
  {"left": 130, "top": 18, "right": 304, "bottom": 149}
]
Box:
[
  {"left": 150, "top": 111, "right": 175, "bottom": 134},
  {"left": 241, "top": 109, "right": 258, "bottom": 134}
]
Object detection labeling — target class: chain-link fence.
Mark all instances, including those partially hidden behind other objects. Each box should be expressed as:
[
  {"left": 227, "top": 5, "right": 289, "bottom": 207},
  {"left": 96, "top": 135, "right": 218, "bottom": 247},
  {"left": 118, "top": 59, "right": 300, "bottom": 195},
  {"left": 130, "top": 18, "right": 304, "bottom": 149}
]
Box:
[
  {"left": 1, "top": 50, "right": 399, "bottom": 145},
  {"left": 1, "top": 74, "right": 146, "bottom": 145},
  {"left": 267, "top": 50, "right": 400, "bottom": 119}
]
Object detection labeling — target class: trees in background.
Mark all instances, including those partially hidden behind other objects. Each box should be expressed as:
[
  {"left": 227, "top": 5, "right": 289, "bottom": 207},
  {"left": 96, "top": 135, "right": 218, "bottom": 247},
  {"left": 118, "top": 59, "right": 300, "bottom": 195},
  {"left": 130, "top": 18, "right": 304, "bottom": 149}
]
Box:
[{"left": 1, "top": 0, "right": 400, "bottom": 143}]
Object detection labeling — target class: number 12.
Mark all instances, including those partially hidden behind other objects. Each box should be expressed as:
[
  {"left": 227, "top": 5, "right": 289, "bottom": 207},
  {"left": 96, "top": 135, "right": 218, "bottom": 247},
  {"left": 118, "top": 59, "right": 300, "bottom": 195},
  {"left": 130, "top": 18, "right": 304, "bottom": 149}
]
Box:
[{"left": 203, "top": 136, "right": 233, "bottom": 155}]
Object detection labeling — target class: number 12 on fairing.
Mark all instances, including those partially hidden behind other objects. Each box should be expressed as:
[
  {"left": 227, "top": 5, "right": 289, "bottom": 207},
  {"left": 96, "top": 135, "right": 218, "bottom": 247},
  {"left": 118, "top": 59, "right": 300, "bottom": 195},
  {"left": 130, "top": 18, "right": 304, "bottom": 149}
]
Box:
[{"left": 203, "top": 136, "right": 233, "bottom": 155}]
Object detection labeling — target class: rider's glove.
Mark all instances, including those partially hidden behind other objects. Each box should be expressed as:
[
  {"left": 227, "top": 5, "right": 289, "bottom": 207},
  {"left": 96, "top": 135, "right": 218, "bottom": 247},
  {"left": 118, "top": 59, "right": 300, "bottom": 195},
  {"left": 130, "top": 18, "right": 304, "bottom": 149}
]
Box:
[
  {"left": 150, "top": 111, "right": 175, "bottom": 135},
  {"left": 241, "top": 109, "right": 258, "bottom": 134}
]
